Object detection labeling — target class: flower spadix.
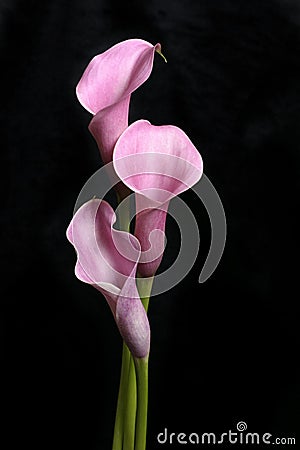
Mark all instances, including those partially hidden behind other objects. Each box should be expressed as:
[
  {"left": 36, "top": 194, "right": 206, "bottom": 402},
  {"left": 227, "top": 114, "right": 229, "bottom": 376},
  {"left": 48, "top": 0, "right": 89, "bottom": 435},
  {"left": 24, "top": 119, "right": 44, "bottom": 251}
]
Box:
[
  {"left": 113, "top": 120, "right": 203, "bottom": 277},
  {"left": 66, "top": 198, "right": 150, "bottom": 358}
]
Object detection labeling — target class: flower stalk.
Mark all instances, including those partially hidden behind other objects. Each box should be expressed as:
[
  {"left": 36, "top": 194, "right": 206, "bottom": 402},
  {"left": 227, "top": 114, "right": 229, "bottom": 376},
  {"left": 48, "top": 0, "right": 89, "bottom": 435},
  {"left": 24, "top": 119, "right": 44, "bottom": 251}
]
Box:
[
  {"left": 113, "top": 194, "right": 137, "bottom": 450},
  {"left": 134, "top": 356, "right": 149, "bottom": 450},
  {"left": 123, "top": 356, "right": 137, "bottom": 450},
  {"left": 112, "top": 343, "right": 131, "bottom": 450},
  {"left": 137, "top": 276, "right": 154, "bottom": 312}
]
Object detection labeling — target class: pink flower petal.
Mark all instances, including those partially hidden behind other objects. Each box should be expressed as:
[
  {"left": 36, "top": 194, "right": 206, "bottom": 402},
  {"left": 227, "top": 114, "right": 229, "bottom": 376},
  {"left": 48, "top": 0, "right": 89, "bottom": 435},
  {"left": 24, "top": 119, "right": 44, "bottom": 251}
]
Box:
[
  {"left": 113, "top": 120, "right": 203, "bottom": 200},
  {"left": 66, "top": 199, "right": 139, "bottom": 290},
  {"left": 88, "top": 97, "right": 131, "bottom": 197},
  {"left": 116, "top": 277, "right": 150, "bottom": 359},
  {"left": 76, "top": 38, "right": 161, "bottom": 169},
  {"left": 76, "top": 39, "right": 161, "bottom": 115},
  {"left": 66, "top": 199, "right": 150, "bottom": 357},
  {"left": 88, "top": 97, "right": 130, "bottom": 164},
  {"left": 113, "top": 120, "right": 203, "bottom": 276},
  {"left": 133, "top": 196, "right": 168, "bottom": 277}
]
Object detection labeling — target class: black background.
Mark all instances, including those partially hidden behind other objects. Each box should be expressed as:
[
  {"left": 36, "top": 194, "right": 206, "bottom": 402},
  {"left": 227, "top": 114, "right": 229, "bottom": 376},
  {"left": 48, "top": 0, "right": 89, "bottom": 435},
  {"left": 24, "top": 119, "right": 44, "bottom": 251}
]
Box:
[{"left": 1, "top": 0, "right": 299, "bottom": 448}]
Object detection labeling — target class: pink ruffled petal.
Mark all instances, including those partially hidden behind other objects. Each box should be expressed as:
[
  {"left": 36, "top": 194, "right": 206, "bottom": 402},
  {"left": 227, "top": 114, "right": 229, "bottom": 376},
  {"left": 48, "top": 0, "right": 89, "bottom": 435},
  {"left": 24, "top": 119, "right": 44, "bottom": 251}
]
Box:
[
  {"left": 66, "top": 199, "right": 150, "bottom": 357},
  {"left": 76, "top": 39, "right": 161, "bottom": 115},
  {"left": 113, "top": 120, "right": 203, "bottom": 276},
  {"left": 113, "top": 119, "right": 203, "bottom": 201},
  {"left": 66, "top": 199, "right": 133, "bottom": 302},
  {"left": 77, "top": 39, "right": 161, "bottom": 173},
  {"left": 66, "top": 199, "right": 140, "bottom": 290}
]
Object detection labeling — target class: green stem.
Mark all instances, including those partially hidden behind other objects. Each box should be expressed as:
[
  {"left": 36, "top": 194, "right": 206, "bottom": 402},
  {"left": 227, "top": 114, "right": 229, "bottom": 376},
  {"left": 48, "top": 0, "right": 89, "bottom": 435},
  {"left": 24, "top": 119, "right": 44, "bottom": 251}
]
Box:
[
  {"left": 134, "top": 357, "right": 149, "bottom": 450},
  {"left": 130, "top": 277, "right": 153, "bottom": 450},
  {"left": 123, "top": 356, "right": 137, "bottom": 450},
  {"left": 113, "top": 194, "right": 153, "bottom": 450},
  {"left": 112, "top": 343, "right": 130, "bottom": 450},
  {"left": 137, "top": 276, "right": 154, "bottom": 312},
  {"left": 113, "top": 192, "right": 137, "bottom": 450},
  {"left": 116, "top": 192, "right": 131, "bottom": 233},
  {"left": 113, "top": 278, "right": 153, "bottom": 450}
]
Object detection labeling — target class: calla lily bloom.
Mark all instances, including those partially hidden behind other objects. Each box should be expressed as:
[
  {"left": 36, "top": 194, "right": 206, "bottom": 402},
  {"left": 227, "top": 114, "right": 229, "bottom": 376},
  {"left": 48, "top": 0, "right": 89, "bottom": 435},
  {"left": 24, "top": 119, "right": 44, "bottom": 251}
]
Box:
[
  {"left": 113, "top": 120, "right": 203, "bottom": 277},
  {"left": 66, "top": 198, "right": 150, "bottom": 359},
  {"left": 76, "top": 39, "right": 162, "bottom": 165}
]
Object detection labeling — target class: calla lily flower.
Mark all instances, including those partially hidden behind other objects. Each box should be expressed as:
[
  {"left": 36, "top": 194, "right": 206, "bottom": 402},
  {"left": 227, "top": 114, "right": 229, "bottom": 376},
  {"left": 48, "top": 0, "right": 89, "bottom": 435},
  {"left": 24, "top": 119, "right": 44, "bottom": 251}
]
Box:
[
  {"left": 113, "top": 120, "right": 203, "bottom": 277},
  {"left": 66, "top": 198, "right": 150, "bottom": 359},
  {"left": 76, "top": 39, "right": 162, "bottom": 165}
]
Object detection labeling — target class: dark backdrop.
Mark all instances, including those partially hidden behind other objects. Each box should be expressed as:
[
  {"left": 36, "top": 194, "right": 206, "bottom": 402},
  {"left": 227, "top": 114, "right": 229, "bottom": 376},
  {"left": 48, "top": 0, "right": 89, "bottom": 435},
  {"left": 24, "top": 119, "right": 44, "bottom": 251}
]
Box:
[{"left": 1, "top": 0, "right": 299, "bottom": 449}]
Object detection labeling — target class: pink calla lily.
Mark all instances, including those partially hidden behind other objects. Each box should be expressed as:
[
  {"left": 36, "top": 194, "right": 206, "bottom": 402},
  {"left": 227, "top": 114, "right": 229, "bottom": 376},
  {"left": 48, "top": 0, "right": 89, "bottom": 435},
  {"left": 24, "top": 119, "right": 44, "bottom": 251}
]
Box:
[
  {"left": 113, "top": 120, "right": 203, "bottom": 277},
  {"left": 76, "top": 39, "right": 162, "bottom": 165},
  {"left": 66, "top": 198, "right": 150, "bottom": 358}
]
